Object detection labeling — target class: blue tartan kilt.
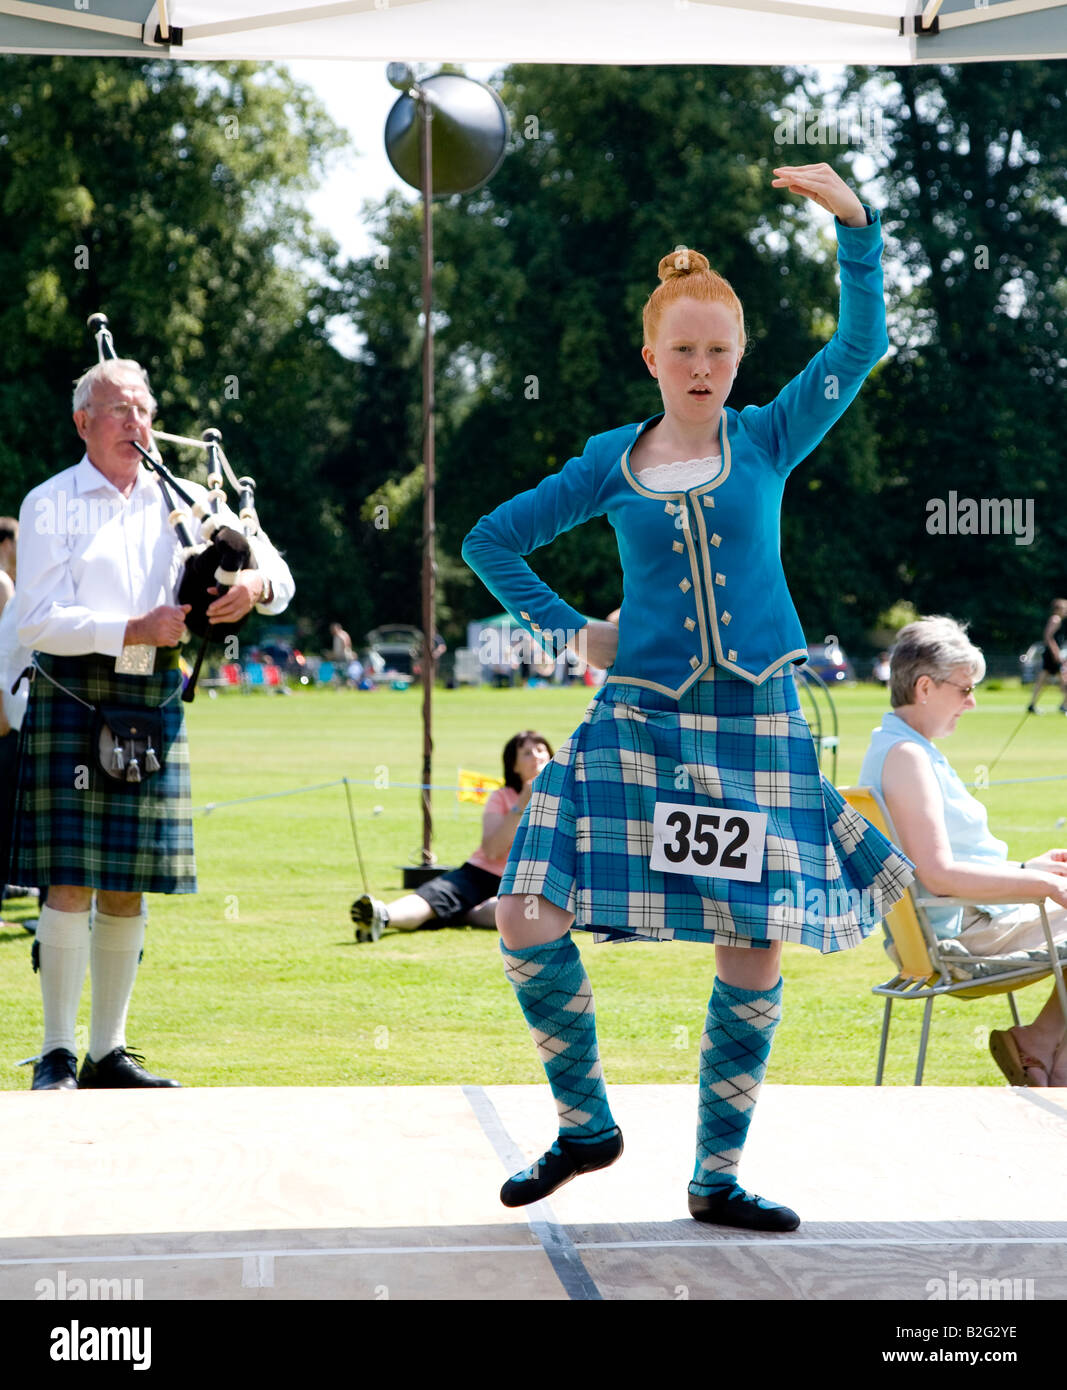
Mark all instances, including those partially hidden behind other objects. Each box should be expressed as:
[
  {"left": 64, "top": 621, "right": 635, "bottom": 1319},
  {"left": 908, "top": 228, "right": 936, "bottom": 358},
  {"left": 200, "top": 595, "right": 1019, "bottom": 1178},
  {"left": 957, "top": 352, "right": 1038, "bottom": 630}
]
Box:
[
  {"left": 499, "top": 665, "right": 913, "bottom": 952},
  {"left": 9, "top": 653, "right": 196, "bottom": 895}
]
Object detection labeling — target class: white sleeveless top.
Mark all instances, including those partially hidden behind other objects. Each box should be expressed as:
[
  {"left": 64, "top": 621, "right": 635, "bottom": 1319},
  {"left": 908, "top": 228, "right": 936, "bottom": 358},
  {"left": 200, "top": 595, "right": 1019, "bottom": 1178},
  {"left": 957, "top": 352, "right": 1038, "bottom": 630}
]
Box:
[
  {"left": 632, "top": 453, "right": 723, "bottom": 491},
  {"left": 859, "top": 712, "right": 1012, "bottom": 938}
]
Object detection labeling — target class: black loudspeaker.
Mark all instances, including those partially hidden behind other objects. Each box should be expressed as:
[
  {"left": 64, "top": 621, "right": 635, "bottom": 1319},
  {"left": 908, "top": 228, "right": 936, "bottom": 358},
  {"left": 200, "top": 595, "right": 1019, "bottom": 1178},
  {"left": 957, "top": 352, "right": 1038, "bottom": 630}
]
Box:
[{"left": 385, "top": 73, "right": 508, "bottom": 196}]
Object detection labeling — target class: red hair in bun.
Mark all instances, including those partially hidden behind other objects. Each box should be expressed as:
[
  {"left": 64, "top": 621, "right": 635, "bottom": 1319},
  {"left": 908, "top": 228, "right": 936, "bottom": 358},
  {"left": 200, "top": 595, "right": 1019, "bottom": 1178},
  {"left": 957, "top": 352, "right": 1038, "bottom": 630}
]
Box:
[{"left": 642, "top": 246, "right": 746, "bottom": 354}]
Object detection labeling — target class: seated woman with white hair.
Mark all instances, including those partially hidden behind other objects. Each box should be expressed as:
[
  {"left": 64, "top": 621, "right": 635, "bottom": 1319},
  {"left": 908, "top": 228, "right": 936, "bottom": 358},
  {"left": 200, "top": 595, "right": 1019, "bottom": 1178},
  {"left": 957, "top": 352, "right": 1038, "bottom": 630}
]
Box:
[{"left": 859, "top": 616, "right": 1067, "bottom": 1087}]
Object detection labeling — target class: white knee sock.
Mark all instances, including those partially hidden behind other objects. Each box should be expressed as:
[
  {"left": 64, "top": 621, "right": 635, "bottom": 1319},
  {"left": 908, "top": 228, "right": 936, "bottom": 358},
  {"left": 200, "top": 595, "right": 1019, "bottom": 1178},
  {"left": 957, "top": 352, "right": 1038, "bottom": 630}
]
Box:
[
  {"left": 88, "top": 908, "right": 147, "bottom": 1063},
  {"left": 36, "top": 905, "right": 91, "bottom": 1056}
]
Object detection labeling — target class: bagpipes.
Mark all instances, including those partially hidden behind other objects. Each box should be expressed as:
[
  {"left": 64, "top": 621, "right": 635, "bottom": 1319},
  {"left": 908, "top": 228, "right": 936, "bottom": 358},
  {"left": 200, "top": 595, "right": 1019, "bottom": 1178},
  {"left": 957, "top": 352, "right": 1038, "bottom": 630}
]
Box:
[{"left": 88, "top": 313, "right": 264, "bottom": 703}]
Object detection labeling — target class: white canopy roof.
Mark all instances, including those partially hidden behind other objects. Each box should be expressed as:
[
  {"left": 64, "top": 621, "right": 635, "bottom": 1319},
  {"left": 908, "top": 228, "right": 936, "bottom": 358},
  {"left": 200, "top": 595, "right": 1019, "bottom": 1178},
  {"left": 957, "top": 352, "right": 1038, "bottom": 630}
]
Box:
[{"left": 1, "top": 0, "right": 1066, "bottom": 65}]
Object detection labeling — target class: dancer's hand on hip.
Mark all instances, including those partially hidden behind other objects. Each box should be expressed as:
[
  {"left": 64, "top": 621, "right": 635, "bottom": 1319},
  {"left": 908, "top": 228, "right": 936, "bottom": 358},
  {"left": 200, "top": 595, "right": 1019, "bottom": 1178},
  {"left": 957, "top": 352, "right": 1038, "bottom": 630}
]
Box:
[{"left": 570, "top": 620, "right": 618, "bottom": 671}]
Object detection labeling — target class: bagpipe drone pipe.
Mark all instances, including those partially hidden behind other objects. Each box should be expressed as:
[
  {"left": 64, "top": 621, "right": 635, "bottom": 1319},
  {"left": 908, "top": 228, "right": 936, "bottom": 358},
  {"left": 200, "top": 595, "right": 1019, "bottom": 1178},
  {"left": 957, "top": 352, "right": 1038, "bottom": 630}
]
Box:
[{"left": 87, "top": 313, "right": 264, "bottom": 703}]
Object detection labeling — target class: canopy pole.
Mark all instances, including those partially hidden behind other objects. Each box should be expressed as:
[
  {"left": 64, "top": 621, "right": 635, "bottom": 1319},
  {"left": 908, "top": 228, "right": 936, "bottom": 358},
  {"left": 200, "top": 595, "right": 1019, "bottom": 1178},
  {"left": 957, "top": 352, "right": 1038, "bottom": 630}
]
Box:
[
  {"left": 0, "top": 0, "right": 141, "bottom": 38},
  {"left": 181, "top": 0, "right": 423, "bottom": 43},
  {"left": 419, "top": 84, "right": 436, "bottom": 868}
]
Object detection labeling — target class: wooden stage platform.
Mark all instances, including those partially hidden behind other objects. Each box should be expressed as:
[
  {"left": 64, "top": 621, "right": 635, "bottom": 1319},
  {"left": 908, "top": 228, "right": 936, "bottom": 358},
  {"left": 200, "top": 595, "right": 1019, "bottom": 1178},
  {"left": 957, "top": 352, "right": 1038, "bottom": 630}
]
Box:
[{"left": 2, "top": 1084, "right": 1065, "bottom": 1302}]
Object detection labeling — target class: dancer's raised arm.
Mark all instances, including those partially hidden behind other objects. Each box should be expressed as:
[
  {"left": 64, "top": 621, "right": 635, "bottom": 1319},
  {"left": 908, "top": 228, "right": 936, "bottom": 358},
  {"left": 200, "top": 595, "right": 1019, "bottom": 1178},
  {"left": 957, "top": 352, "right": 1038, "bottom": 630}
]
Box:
[{"left": 740, "top": 163, "right": 888, "bottom": 477}]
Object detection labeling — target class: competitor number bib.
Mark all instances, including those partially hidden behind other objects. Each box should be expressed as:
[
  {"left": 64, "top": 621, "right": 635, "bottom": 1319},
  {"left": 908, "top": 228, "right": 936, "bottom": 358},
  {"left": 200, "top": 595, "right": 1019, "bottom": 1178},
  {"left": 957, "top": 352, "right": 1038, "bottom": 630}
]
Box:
[{"left": 650, "top": 801, "right": 767, "bottom": 883}]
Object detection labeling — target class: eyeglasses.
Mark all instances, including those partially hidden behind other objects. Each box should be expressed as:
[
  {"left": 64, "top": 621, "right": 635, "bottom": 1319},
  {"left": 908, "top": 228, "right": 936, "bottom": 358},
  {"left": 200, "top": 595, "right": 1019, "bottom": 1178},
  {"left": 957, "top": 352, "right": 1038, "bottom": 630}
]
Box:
[
  {"left": 92, "top": 402, "right": 154, "bottom": 423},
  {"left": 936, "top": 679, "right": 977, "bottom": 696}
]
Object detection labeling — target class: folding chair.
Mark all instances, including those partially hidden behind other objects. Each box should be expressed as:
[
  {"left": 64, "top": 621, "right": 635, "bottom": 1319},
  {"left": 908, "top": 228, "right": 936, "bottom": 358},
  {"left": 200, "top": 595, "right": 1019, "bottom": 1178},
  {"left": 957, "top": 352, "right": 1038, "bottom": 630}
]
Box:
[{"left": 840, "top": 786, "right": 1067, "bottom": 1085}]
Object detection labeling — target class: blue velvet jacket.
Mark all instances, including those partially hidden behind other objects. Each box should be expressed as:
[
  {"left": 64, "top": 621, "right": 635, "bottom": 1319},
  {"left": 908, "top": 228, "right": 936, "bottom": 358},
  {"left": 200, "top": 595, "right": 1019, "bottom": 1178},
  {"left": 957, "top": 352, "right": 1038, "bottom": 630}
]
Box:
[{"left": 462, "top": 207, "right": 888, "bottom": 697}]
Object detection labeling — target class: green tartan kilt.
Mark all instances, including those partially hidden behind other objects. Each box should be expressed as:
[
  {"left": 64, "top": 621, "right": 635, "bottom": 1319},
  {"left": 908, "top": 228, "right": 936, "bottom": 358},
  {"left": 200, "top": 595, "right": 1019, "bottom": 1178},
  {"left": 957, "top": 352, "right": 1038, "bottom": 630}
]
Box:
[{"left": 9, "top": 653, "right": 197, "bottom": 894}]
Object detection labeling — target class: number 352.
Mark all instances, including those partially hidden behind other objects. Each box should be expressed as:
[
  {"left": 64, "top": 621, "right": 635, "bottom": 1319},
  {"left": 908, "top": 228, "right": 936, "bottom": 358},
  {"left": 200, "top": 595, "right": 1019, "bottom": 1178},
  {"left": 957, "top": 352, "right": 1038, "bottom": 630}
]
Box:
[{"left": 649, "top": 802, "right": 767, "bottom": 884}]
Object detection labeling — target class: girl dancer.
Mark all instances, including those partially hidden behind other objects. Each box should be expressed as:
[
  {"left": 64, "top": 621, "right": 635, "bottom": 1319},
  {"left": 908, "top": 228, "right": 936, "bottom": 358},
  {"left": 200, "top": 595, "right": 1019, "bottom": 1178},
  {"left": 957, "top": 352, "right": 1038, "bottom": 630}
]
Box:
[{"left": 462, "top": 164, "right": 913, "bottom": 1230}]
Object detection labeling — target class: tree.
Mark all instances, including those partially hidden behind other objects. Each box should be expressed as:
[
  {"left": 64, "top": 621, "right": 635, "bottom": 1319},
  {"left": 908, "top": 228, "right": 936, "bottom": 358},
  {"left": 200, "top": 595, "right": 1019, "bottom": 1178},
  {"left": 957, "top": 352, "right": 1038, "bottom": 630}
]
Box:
[
  {"left": 840, "top": 62, "right": 1067, "bottom": 654},
  {"left": 0, "top": 56, "right": 362, "bottom": 636}
]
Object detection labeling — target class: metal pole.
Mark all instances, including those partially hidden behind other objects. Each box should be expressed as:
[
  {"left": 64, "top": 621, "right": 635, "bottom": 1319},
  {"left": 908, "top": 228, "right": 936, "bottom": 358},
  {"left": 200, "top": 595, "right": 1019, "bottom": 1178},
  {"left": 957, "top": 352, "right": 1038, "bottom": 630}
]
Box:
[{"left": 419, "top": 88, "right": 435, "bottom": 866}]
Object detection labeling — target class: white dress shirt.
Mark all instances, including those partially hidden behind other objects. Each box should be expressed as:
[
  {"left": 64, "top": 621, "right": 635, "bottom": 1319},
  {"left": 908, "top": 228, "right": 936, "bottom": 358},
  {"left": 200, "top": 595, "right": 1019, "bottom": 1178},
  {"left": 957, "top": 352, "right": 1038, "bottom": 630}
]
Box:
[
  {"left": 16, "top": 453, "right": 294, "bottom": 658},
  {"left": 0, "top": 598, "right": 30, "bottom": 730}
]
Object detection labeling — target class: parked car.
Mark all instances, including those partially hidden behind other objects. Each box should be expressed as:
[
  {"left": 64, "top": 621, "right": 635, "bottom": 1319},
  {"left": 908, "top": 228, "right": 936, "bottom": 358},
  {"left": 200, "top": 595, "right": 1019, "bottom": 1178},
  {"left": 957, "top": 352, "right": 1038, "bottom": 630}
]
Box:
[
  {"left": 366, "top": 625, "right": 422, "bottom": 678},
  {"left": 803, "top": 636, "right": 855, "bottom": 684}
]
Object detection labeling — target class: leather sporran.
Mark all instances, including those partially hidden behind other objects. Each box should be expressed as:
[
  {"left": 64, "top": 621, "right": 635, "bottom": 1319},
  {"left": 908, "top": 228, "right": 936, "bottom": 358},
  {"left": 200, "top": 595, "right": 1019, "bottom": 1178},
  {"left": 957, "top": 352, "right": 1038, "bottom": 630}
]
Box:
[{"left": 94, "top": 705, "right": 164, "bottom": 786}]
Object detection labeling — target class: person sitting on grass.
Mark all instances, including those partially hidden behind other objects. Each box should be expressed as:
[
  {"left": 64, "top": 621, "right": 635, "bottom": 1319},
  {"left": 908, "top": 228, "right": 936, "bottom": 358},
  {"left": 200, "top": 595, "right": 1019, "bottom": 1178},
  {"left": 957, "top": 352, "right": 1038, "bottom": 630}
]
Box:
[
  {"left": 860, "top": 615, "right": 1067, "bottom": 1087},
  {"left": 350, "top": 730, "right": 553, "bottom": 941}
]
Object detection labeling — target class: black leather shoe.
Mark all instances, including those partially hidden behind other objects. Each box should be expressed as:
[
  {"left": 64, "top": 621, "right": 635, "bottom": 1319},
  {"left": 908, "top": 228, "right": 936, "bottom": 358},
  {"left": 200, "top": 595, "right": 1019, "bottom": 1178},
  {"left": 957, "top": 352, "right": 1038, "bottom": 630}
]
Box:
[
  {"left": 77, "top": 1048, "right": 181, "bottom": 1089},
  {"left": 688, "top": 1183, "right": 800, "bottom": 1232},
  {"left": 31, "top": 1049, "right": 79, "bottom": 1090},
  {"left": 500, "top": 1128, "right": 624, "bottom": 1208}
]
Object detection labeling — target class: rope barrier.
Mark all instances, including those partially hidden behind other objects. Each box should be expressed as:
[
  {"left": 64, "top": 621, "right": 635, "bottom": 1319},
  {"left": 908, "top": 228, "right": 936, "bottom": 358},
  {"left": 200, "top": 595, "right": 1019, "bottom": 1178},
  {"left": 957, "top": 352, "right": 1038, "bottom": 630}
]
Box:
[{"left": 193, "top": 775, "right": 497, "bottom": 816}]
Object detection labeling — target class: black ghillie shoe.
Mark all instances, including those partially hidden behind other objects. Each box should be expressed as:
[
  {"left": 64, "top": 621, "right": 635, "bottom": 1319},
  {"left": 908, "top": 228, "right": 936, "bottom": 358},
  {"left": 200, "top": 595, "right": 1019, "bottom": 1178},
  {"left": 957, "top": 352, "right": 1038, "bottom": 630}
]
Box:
[
  {"left": 500, "top": 1128, "right": 623, "bottom": 1208},
  {"left": 31, "top": 1049, "right": 78, "bottom": 1091},
  {"left": 688, "top": 1184, "right": 800, "bottom": 1232}
]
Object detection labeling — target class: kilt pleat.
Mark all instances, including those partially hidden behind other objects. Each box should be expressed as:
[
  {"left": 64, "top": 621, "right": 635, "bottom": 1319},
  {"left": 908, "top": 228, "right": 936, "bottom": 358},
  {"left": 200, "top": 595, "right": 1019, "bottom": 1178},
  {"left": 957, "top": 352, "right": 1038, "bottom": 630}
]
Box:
[
  {"left": 499, "top": 669, "right": 913, "bottom": 952},
  {"left": 10, "top": 654, "right": 196, "bottom": 894}
]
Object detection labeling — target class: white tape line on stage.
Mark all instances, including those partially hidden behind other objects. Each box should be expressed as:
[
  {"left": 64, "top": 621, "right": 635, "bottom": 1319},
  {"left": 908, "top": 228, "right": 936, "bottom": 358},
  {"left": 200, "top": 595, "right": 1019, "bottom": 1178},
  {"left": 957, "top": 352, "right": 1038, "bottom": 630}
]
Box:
[
  {"left": 0, "top": 1245, "right": 551, "bottom": 1267},
  {"left": 3, "top": 1233, "right": 1067, "bottom": 1272}
]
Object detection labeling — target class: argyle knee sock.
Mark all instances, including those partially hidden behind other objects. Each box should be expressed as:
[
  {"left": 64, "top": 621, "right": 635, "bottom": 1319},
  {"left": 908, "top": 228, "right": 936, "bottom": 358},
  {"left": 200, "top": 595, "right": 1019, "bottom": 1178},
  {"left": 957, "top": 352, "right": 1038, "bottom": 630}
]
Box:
[
  {"left": 501, "top": 935, "right": 617, "bottom": 1146},
  {"left": 36, "top": 905, "right": 91, "bottom": 1056},
  {"left": 88, "top": 908, "right": 147, "bottom": 1063},
  {"left": 690, "top": 975, "right": 783, "bottom": 1196}
]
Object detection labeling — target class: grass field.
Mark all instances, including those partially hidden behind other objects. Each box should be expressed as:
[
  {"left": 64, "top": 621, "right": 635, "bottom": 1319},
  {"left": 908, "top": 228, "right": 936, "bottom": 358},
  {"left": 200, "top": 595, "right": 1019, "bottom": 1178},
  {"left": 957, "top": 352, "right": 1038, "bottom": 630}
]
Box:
[{"left": 3, "top": 678, "right": 1065, "bottom": 1090}]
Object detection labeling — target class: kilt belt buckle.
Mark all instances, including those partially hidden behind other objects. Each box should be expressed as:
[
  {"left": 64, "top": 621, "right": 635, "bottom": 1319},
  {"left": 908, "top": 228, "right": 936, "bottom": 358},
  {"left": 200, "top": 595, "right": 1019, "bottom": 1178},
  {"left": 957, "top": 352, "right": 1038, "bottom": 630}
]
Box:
[
  {"left": 115, "top": 644, "right": 156, "bottom": 676},
  {"left": 30, "top": 657, "right": 181, "bottom": 788}
]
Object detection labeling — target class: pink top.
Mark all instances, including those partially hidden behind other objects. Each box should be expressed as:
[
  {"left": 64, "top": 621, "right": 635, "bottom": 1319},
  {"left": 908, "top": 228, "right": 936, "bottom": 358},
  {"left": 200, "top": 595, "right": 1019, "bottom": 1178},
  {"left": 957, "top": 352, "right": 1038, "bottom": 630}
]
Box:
[{"left": 467, "top": 784, "right": 522, "bottom": 876}]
